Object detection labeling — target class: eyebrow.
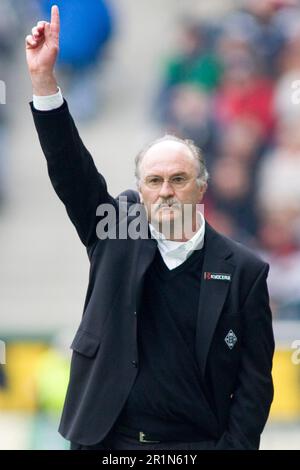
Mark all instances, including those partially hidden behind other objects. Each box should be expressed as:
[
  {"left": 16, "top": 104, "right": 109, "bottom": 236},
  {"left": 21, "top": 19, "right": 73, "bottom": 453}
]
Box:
[{"left": 145, "top": 172, "right": 189, "bottom": 178}]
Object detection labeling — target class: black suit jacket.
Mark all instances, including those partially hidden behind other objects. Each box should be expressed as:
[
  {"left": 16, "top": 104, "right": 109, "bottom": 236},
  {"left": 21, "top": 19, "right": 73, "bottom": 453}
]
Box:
[{"left": 31, "top": 100, "right": 275, "bottom": 449}]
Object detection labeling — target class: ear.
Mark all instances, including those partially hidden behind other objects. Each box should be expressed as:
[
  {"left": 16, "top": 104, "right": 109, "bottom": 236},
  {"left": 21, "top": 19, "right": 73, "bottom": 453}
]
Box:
[{"left": 197, "top": 182, "right": 207, "bottom": 203}]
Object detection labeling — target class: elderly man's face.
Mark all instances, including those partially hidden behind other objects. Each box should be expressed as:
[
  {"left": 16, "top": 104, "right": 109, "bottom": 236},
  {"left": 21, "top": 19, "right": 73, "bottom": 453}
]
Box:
[{"left": 138, "top": 141, "right": 207, "bottom": 240}]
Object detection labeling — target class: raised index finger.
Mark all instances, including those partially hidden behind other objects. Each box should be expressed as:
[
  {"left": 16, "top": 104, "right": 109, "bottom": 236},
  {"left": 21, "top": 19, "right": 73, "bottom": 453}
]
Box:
[{"left": 50, "top": 5, "right": 60, "bottom": 36}]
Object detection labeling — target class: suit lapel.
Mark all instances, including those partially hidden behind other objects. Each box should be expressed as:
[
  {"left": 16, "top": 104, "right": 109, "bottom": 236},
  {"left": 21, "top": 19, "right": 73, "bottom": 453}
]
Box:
[{"left": 195, "top": 223, "right": 235, "bottom": 376}]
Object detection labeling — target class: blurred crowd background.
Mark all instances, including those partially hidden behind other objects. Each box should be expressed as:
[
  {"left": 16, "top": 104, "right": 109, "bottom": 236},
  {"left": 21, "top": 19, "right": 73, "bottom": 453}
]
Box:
[{"left": 0, "top": 0, "right": 299, "bottom": 449}]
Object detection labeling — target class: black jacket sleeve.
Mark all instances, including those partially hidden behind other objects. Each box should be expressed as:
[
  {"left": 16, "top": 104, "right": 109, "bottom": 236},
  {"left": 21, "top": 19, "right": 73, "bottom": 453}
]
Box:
[
  {"left": 216, "top": 263, "right": 275, "bottom": 450},
  {"left": 30, "top": 100, "right": 117, "bottom": 248}
]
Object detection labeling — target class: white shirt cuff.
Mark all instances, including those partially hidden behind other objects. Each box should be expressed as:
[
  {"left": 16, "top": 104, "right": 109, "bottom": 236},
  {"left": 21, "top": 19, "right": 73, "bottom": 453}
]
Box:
[{"left": 33, "top": 86, "right": 64, "bottom": 111}]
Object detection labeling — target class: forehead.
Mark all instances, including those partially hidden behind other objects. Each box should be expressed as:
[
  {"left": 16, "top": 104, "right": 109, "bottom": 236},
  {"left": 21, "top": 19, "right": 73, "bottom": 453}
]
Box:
[{"left": 140, "top": 140, "right": 197, "bottom": 176}]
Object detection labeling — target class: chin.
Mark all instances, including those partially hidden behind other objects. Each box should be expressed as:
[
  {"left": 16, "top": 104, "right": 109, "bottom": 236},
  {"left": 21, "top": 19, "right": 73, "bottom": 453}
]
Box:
[{"left": 157, "top": 208, "right": 181, "bottom": 224}]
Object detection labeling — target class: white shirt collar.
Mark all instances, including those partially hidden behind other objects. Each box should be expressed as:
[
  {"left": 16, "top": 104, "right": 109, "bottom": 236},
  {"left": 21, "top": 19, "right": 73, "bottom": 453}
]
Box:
[{"left": 149, "top": 212, "right": 205, "bottom": 270}]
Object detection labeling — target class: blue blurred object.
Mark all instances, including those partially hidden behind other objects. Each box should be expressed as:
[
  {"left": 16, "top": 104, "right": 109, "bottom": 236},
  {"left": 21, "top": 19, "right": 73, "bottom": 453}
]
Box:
[
  {"left": 40, "top": 0, "right": 113, "bottom": 68},
  {"left": 39, "top": 0, "right": 114, "bottom": 121}
]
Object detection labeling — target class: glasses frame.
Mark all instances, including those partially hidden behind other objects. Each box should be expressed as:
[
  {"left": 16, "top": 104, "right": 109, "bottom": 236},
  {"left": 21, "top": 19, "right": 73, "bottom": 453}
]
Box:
[{"left": 141, "top": 175, "right": 199, "bottom": 190}]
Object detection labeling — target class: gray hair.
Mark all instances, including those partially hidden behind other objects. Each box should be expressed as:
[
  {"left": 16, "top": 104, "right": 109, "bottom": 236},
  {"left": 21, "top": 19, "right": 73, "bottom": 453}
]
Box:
[{"left": 134, "top": 134, "right": 209, "bottom": 188}]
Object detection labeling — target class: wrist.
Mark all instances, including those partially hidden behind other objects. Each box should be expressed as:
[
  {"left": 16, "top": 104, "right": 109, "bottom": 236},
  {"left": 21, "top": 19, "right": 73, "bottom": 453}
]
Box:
[{"left": 31, "top": 73, "right": 58, "bottom": 96}]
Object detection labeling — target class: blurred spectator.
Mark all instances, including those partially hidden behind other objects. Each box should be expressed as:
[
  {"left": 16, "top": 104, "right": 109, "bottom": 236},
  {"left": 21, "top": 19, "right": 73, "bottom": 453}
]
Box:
[
  {"left": 221, "top": 0, "right": 289, "bottom": 76},
  {"left": 273, "top": 0, "right": 300, "bottom": 43},
  {"left": 256, "top": 210, "right": 300, "bottom": 319},
  {"left": 213, "top": 47, "right": 276, "bottom": 140},
  {"left": 208, "top": 155, "right": 257, "bottom": 236},
  {"left": 39, "top": 0, "right": 114, "bottom": 121},
  {"left": 216, "top": 117, "right": 266, "bottom": 165},
  {"left": 157, "top": 20, "right": 222, "bottom": 131},
  {"left": 257, "top": 118, "right": 300, "bottom": 214},
  {"left": 274, "top": 31, "right": 300, "bottom": 121},
  {"left": 206, "top": 117, "right": 269, "bottom": 238},
  {"left": 256, "top": 118, "right": 300, "bottom": 317},
  {"left": 162, "top": 20, "right": 223, "bottom": 93},
  {"left": 163, "top": 85, "right": 217, "bottom": 162},
  {"left": 204, "top": 204, "right": 254, "bottom": 243}
]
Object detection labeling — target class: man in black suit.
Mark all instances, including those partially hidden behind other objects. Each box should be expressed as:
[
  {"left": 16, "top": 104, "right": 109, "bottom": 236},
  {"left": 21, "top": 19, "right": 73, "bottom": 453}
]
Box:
[{"left": 26, "top": 6, "right": 275, "bottom": 450}]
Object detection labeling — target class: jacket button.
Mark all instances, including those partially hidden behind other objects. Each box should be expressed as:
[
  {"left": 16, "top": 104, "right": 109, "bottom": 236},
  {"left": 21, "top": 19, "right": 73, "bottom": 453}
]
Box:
[
  {"left": 132, "top": 360, "right": 138, "bottom": 367},
  {"left": 133, "top": 311, "right": 137, "bottom": 315}
]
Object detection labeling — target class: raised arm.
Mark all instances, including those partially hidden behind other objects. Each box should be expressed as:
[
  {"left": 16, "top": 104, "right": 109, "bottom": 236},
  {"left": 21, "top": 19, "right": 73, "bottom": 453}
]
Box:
[
  {"left": 25, "top": 6, "right": 116, "bottom": 248},
  {"left": 26, "top": 4, "right": 60, "bottom": 96}
]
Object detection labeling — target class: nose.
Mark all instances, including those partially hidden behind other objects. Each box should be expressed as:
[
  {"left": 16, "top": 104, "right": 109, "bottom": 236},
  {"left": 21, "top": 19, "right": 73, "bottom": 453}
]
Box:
[{"left": 158, "top": 180, "right": 175, "bottom": 199}]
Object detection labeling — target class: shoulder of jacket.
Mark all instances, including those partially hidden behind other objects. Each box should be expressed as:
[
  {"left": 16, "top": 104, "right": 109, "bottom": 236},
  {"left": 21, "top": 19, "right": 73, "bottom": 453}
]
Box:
[
  {"left": 116, "top": 189, "right": 140, "bottom": 205},
  {"left": 208, "top": 224, "right": 268, "bottom": 273}
]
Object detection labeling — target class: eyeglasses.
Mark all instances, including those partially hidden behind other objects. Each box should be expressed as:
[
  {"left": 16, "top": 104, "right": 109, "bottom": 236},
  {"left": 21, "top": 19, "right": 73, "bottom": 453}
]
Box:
[{"left": 142, "top": 175, "right": 197, "bottom": 190}]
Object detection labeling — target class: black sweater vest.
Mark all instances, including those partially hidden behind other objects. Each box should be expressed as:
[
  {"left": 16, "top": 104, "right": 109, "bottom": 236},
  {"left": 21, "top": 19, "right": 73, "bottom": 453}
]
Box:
[{"left": 116, "top": 246, "right": 218, "bottom": 440}]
